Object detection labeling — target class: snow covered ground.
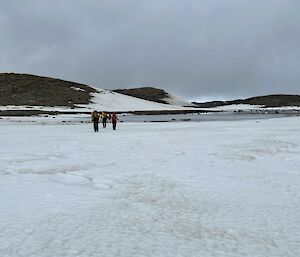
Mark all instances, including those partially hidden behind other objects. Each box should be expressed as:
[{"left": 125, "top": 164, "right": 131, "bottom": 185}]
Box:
[
  {"left": 206, "top": 104, "right": 264, "bottom": 111},
  {"left": 84, "top": 91, "right": 194, "bottom": 111},
  {"left": 203, "top": 104, "right": 300, "bottom": 112},
  {"left": 1, "top": 117, "right": 300, "bottom": 257},
  {"left": 162, "top": 93, "right": 194, "bottom": 107}
]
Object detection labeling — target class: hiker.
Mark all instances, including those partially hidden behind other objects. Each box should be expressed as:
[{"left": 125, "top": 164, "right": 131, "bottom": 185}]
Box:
[
  {"left": 102, "top": 111, "right": 107, "bottom": 128},
  {"left": 111, "top": 112, "right": 118, "bottom": 130},
  {"left": 91, "top": 110, "right": 100, "bottom": 132}
]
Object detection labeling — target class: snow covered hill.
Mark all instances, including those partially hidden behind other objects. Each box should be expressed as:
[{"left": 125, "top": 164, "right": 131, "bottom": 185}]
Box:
[
  {"left": 162, "top": 92, "right": 194, "bottom": 106},
  {"left": 2, "top": 73, "right": 299, "bottom": 114},
  {"left": 79, "top": 90, "right": 195, "bottom": 112},
  {"left": 0, "top": 90, "right": 196, "bottom": 113},
  {"left": 114, "top": 87, "right": 194, "bottom": 107},
  {"left": 0, "top": 73, "right": 195, "bottom": 113}
]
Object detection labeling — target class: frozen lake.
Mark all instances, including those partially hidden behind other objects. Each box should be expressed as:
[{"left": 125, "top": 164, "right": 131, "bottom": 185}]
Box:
[
  {"left": 119, "top": 112, "right": 298, "bottom": 122},
  {"left": 0, "top": 116, "right": 300, "bottom": 256},
  {"left": 1, "top": 111, "right": 299, "bottom": 125}
]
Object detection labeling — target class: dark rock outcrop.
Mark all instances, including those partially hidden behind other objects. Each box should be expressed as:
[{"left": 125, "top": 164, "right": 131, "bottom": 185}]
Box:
[
  {"left": 114, "top": 87, "right": 169, "bottom": 104},
  {"left": 193, "top": 95, "right": 300, "bottom": 108},
  {"left": 0, "top": 73, "right": 97, "bottom": 107}
]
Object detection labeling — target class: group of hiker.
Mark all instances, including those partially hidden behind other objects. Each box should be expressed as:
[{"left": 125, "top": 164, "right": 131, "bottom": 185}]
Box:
[{"left": 91, "top": 111, "right": 118, "bottom": 132}]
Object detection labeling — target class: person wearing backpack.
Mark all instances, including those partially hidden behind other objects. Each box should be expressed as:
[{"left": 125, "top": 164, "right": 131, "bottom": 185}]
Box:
[
  {"left": 107, "top": 113, "right": 112, "bottom": 124},
  {"left": 102, "top": 111, "right": 107, "bottom": 128},
  {"left": 111, "top": 112, "right": 118, "bottom": 130},
  {"left": 91, "top": 110, "right": 100, "bottom": 132}
]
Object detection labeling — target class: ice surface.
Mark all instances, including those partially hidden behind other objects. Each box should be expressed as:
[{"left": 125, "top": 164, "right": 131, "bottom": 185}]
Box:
[{"left": 0, "top": 117, "right": 300, "bottom": 256}]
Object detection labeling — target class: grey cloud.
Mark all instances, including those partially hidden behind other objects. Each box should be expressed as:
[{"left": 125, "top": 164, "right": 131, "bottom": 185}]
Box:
[{"left": 1, "top": 0, "right": 300, "bottom": 100}]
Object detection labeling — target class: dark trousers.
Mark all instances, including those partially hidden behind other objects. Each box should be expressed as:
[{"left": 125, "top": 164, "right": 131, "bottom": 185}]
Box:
[
  {"left": 102, "top": 118, "right": 107, "bottom": 128},
  {"left": 93, "top": 121, "right": 99, "bottom": 132},
  {"left": 112, "top": 121, "right": 117, "bottom": 130}
]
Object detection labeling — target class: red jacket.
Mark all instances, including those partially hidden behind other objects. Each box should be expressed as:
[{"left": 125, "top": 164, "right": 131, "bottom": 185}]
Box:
[{"left": 111, "top": 113, "right": 117, "bottom": 122}]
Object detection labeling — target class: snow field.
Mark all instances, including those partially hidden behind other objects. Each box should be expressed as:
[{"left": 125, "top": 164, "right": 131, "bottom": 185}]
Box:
[
  {"left": 0, "top": 90, "right": 196, "bottom": 113},
  {"left": 0, "top": 117, "right": 300, "bottom": 256}
]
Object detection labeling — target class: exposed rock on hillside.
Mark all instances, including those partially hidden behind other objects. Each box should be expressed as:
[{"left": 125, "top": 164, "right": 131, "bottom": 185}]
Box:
[
  {"left": 0, "top": 73, "right": 97, "bottom": 107},
  {"left": 193, "top": 95, "right": 300, "bottom": 108},
  {"left": 114, "top": 87, "right": 170, "bottom": 104},
  {"left": 114, "top": 87, "right": 193, "bottom": 106}
]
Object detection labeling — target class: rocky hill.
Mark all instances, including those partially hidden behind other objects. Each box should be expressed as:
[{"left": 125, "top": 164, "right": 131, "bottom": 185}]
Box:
[
  {"left": 0, "top": 73, "right": 198, "bottom": 116},
  {"left": 193, "top": 94, "right": 300, "bottom": 108},
  {"left": 114, "top": 87, "right": 171, "bottom": 104},
  {"left": 114, "top": 87, "right": 193, "bottom": 106},
  {"left": 0, "top": 73, "right": 97, "bottom": 107},
  {"left": 1, "top": 73, "right": 299, "bottom": 110}
]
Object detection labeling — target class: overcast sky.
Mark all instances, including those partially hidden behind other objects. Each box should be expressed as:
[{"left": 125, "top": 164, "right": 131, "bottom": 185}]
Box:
[{"left": 1, "top": 0, "right": 299, "bottom": 100}]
